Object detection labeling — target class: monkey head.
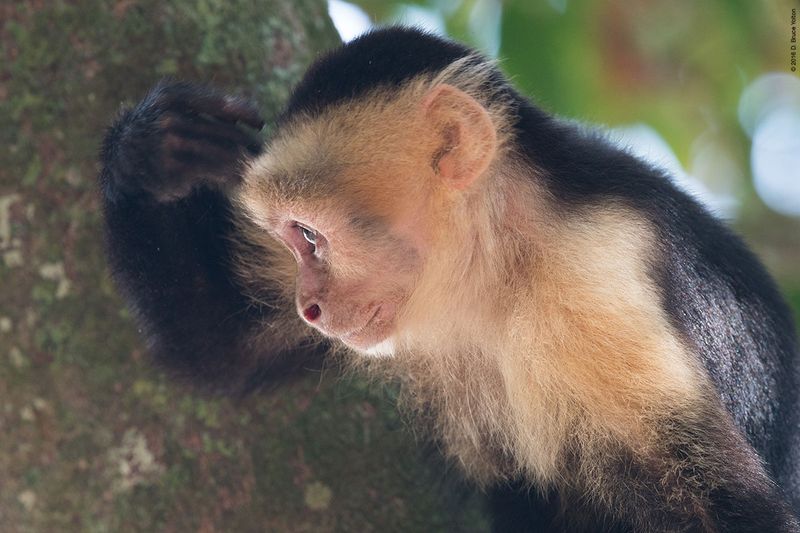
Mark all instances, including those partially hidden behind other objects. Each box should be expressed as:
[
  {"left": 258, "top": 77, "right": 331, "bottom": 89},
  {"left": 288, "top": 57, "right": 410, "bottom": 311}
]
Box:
[{"left": 237, "top": 80, "right": 500, "bottom": 357}]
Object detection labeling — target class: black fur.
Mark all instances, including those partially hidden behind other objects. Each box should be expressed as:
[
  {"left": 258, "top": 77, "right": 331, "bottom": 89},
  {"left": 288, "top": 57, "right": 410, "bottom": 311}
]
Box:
[
  {"left": 488, "top": 481, "right": 633, "bottom": 533},
  {"left": 100, "top": 28, "right": 800, "bottom": 530},
  {"left": 283, "top": 28, "right": 471, "bottom": 121}
]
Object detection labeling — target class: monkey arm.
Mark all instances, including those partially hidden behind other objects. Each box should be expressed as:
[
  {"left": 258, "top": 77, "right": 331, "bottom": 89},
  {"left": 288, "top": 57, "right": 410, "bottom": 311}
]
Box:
[
  {"left": 99, "top": 81, "right": 323, "bottom": 393},
  {"left": 484, "top": 416, "right": 800, "bottom": 533},
  {"left": 591, "top": 401, "right": 800, "bottom": 532}
]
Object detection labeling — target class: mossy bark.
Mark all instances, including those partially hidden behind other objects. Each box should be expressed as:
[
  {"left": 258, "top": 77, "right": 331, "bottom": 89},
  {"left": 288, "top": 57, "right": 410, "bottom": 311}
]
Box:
[{"left": 0, "top": 2, "right": 487, "bottom": 531}]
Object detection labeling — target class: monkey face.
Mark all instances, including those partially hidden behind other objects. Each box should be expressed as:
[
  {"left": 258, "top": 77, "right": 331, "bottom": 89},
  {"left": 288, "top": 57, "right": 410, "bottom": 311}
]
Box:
[{"left": 260, "top": 201, "right": 422, "bottom": 357}]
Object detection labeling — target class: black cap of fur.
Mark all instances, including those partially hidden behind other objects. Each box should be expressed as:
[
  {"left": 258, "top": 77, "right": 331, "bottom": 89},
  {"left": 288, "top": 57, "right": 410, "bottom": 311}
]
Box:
[{"left": 283, "top": 27, "right": 472, "bottom": 120}]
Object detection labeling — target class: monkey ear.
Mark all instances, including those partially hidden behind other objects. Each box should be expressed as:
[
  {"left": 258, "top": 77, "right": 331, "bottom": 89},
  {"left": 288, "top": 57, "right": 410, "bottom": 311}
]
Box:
[{"left": 422, "top": 84, "right": 497, "bottom": 190}]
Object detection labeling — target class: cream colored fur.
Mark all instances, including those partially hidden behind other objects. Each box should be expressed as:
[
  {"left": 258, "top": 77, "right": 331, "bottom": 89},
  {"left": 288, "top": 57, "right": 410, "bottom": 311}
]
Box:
[
  {"left": 380, "top": 188, "right": 706, "bottom": 489},
  {"left": 234, "top": 58, "right": 713, "bottom": 504}
]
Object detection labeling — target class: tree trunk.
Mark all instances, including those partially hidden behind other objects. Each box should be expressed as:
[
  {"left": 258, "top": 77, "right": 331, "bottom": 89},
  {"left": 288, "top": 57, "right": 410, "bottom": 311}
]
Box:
[{"left": 0, "top": 1, "right": 486, "bottom": 531}]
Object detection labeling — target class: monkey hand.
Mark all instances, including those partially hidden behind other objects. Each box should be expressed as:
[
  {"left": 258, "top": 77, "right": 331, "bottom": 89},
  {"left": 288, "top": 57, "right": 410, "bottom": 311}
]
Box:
[{"left": 100, "top": 81, "right": 264, "bottom": 203}]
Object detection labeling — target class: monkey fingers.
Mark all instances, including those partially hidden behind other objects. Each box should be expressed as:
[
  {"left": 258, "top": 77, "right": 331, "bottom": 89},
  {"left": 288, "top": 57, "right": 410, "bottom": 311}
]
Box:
[
  {"left": 158, "top": 112, "right": 262, "bottom": 197},
  {"left": 160, "top": 113, "right": 262, "bottom": 155},
  {"left": 153, "top": 81, "right": 265, "bottom": 130},
  {"left": 101, "top": 81, "right": 265, "bottom": 203}
]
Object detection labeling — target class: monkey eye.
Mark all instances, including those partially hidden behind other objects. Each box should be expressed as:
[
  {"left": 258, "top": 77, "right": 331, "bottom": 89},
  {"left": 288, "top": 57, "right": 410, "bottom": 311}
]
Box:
[
  {"left": 300, "top": 226, "right": 317, "bottom": 246},
  {"left": 288, "top": 222, "right": 322, "bottom": 257}
]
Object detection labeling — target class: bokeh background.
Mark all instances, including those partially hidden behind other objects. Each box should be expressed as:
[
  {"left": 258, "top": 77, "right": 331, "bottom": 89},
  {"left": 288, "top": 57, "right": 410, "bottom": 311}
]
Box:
[{"left": 0, "top": 1, "right": 797, "bottom": 531}]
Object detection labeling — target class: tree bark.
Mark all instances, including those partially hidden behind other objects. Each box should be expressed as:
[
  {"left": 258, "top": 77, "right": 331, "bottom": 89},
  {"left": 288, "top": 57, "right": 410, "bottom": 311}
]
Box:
[{"left": 0, "top": 1, "right": 486, "bottom": 531}]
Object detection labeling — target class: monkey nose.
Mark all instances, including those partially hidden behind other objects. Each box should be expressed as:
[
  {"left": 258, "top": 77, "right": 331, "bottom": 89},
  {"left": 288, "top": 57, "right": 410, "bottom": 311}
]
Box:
[{"left": 303, "top": 304, "right": 321, "bottom": 322}]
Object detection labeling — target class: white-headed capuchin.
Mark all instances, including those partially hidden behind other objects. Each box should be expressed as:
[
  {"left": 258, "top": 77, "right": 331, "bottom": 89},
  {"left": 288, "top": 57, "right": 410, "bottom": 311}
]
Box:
[{"left": 100, "top": 27, "right": 800, "bottom": 532}]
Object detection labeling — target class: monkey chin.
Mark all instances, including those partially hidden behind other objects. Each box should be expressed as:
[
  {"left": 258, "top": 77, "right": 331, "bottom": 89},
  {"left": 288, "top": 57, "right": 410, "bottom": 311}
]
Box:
[
  {"left": 341, "top": 335, "right": 396, "bottom": 358},
  {"left": 335, "top": 305, "right": 398, "bottom": 357},
  {"left": 361, "top": 338, "right": 396, "bottom": 358}
]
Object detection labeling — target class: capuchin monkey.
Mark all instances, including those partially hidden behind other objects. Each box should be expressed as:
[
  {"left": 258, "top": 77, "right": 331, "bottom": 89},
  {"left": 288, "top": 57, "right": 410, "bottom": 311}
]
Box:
[{"left": 100, "top": 28, "right": 800, "bottom": 531}]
